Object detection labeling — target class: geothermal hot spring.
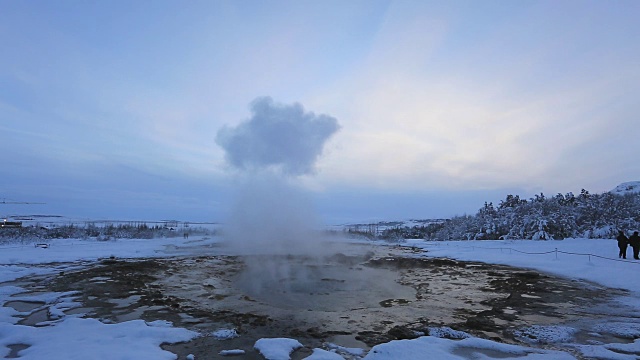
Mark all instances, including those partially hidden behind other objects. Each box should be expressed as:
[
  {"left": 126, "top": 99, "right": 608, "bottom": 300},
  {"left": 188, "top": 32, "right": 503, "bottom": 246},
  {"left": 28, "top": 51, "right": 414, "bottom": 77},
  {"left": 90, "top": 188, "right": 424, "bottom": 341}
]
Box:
[
  {"left": 4, "top": 235, "right": 630, "bottom": 360},
  {"left": 1, "top": 179, "right": 627, "bottom": 359},
  {"left": 4, "top": 97, "right": 635, "bottom": 359},
  {"left": 235, "top": 253, "right": 414, "bottom": 311}
]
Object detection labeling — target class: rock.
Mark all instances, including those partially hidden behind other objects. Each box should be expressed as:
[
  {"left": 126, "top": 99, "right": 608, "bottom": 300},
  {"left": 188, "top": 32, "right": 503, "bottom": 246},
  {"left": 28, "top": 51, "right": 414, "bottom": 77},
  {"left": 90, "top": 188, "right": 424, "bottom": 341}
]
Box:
[
  {"left": 465, "top": 317, "right": 496, "bottom": 332},
  {"left": 387, "top": 325, "right": 420, "bottom": 340}
]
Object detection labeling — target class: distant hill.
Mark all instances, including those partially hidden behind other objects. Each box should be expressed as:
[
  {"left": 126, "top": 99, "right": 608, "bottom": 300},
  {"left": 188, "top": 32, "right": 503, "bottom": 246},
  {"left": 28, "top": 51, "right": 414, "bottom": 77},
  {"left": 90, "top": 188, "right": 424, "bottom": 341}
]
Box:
[{"left": 610, "top": 181, "right": 640, "bottom": 195}]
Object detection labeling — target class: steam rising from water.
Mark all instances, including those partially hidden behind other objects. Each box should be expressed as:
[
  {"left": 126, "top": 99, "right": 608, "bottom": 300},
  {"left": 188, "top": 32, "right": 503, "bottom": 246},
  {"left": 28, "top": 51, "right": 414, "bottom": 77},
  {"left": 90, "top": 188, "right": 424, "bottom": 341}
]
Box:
[
  {"left": 216, "top": 97, "right": 341, "bottom": 302},
  {"left": 222, "top": 174, "right": 326, "bottom": 256}
]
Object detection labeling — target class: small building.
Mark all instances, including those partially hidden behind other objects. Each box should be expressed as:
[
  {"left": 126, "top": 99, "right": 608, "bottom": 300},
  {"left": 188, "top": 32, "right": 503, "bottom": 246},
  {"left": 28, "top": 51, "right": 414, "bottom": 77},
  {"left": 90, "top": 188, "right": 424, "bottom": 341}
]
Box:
[{"left": 1, "top": 220, "right": 22, "bottom": 228}]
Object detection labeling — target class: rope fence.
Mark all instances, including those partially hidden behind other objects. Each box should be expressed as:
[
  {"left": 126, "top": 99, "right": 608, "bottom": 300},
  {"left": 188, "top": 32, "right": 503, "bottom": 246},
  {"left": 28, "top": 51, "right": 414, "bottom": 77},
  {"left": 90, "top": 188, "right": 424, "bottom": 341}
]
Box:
[{"left": 417, "top": 242, "right": 640, "bottom": 265}]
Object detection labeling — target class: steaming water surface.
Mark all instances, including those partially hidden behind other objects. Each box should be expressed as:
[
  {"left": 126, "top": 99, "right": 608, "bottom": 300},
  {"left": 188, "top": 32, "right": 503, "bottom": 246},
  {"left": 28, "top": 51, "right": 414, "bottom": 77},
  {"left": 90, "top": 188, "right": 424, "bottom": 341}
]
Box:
[{"left": 235, "top": 254, "right": 415, "bottom": 311}]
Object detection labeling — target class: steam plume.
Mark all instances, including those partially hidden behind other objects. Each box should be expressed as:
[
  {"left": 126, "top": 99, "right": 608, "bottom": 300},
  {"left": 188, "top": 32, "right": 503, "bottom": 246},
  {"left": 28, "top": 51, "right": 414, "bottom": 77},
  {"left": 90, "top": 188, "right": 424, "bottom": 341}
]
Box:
[
  {"left": 222, "top": 174, "right": 323, "bottom": 255},
  {"left": 215, "top": 96, "right": 340, "bottom": 176},
  {"left": 216, "top": 97, "right": 340, "bottom": 253},
  {"left": 216, "top": 97, "right": 342, "bottom": 301}
]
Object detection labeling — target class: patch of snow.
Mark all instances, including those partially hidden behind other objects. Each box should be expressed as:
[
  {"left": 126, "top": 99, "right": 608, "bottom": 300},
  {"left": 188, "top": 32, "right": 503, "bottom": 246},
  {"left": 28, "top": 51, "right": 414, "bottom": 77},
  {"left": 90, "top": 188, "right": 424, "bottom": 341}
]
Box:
[
  {"left": 0, "top": 285, "right": 26, "bottom": 324},
  {"left": 592, "top": 321, "right": 640, "bottom": 339},
  {"left": 303, "top": 348, "right": 345, "bottom": 359},
  {"left": 0, "top": 317, "right": 198, "bottom": 359},
  {"left": 363, "top": 336, "right": 576, "bottom": 359},
  {"left": 0, "top": 237, "right": 209, "bottom": 266},
  {"left": 146, "top": 319, "right": 175, "bottom": 328},
  {"left": 212, "top": 328, "right": 239, "bottom": 340},
  {"left": 10, "top": 290, "right": 80, "bottom": 305},
  {"left": 0, "top": 305, "right": 20, "bottom": 325},
  {"left": 571, "top": 343, "right": 638, "bottom": 359},
  {"left": 47, "top": 299, "right": 81, "bottom": 320},
  {"left": 520, "top": 294, "right": 541, "bottom": 299},
  {"left": 325, "top": 342, "right": 365, "bottom": 356},
  {"left": 0, "top": 265, "right": 52, "bottom": 283},
  {"left": 0, "top": 288, "right": 83, "bottom": 326},
  {"left": 427, "top": 326, "right": 471, "bottom": 339},
  {"left": 512, "top": 325, "right": 578, "bottom": 344},
  {"left": 604, "top": 339, "right": 640, "bottom": 355},
  {"left": 254, "top": 338, "right": 303, "bottom": 360}
]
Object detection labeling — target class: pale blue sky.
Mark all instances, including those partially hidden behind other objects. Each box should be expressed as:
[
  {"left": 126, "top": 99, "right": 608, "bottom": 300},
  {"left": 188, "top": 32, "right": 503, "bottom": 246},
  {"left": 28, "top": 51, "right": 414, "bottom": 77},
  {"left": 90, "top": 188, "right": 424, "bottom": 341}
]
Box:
[{"left": 1, "top": 0, "right": 638, "bottom": 223}]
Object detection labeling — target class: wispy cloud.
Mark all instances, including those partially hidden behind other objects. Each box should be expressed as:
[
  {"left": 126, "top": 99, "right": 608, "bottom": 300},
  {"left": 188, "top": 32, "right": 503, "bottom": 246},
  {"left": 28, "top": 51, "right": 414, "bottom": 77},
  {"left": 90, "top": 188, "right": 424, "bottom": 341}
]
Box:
[
  {"left": 312, "top": 1, "right": 640, "bottom": 194},
  {"left": 1, "top": 1, "right": 638, "bottom": 220}
]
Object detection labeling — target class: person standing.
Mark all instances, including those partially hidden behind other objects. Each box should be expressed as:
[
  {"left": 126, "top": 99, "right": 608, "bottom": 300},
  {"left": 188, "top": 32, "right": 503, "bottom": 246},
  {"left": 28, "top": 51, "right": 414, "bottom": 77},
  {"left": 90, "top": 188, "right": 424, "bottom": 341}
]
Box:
[
  {"left": 629, "top": 231, "right": 640, "bottom": 260},
  {"left": 617, "top": 230, "right": 629, "bottom": 259}
]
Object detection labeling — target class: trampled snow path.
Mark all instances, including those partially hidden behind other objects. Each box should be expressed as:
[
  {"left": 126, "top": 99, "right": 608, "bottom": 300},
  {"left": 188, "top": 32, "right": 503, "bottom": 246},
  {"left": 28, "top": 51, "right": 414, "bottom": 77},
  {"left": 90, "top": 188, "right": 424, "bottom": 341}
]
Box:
[{"left": 1, "top": 236, "right": 640, "bottom": 359}]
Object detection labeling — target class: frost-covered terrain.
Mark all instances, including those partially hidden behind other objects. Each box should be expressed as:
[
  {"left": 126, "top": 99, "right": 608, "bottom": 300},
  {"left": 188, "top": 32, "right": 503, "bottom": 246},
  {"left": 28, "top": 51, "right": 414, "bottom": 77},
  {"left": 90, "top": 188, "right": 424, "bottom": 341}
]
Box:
[
  {"left": 611, "top": 181, "right": 640, "bottom": 195},
  {"left": 1, "top": 235, "right": 640, "bottom": 359}
]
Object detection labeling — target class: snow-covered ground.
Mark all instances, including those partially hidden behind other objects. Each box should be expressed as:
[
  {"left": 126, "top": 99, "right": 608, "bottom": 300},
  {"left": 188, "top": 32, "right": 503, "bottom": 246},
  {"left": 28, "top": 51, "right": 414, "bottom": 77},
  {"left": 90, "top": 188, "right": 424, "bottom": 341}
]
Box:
[
  {"left": 405, "top": 238, "right": 640, "bottom": 293},
  {"left": 1, "top": 235, "right": 640, "bottom": 359}
]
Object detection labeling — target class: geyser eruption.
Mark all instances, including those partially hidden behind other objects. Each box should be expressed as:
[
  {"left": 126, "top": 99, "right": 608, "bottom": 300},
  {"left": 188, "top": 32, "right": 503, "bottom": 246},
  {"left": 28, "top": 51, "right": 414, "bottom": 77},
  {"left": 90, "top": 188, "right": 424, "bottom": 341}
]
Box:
[
  {"left": 222, "top": 174, "right": 324, "bottom": 256},
  {"left": 216, "top": 97, "right": 341, "bottom": 300},
  {"left": 216, "top": 96, "right": 340, "bottom": 177},
  {"left": 216, "top": 96, "right": 339, "bottom": 254}
]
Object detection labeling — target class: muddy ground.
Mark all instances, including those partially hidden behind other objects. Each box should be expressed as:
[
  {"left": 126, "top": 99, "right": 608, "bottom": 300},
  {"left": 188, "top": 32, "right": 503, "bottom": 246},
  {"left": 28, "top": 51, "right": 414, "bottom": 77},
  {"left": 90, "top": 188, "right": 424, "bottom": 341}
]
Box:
[{"left": 3, "top": 244, "right": 631, "bottom": 359}]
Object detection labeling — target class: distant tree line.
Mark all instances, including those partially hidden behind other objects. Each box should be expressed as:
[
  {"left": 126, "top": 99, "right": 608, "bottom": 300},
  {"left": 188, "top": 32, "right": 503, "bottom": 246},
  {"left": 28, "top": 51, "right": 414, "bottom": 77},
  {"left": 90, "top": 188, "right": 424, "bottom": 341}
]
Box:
[
  {"left": 379, "top": 189, "right": 640, "bottom": 240},
  {"left": 0, "top": 223, "right": 214, "bottom": 243}
]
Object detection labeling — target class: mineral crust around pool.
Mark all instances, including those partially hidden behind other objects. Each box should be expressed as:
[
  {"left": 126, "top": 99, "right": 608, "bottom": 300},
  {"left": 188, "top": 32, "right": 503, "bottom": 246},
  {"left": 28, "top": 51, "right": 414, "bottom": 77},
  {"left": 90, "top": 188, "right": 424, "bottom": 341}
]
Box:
[{"left": 12, "top": 243, "right": 623, "bottom": 359}]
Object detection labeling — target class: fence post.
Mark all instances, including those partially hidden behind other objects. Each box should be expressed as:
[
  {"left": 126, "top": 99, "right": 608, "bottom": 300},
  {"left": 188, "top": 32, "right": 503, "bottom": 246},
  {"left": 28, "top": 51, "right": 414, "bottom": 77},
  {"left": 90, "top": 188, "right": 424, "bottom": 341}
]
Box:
[{"left": 555, "top": 248, "right": 558, "bottom": 260}]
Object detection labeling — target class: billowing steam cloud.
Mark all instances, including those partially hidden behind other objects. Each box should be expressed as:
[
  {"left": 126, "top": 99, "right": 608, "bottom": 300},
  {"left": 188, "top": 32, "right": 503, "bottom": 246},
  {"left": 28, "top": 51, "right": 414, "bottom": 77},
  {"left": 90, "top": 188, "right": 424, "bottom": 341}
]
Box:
[
  {"left": 216, "top": 98, "right": 342, "bottom": 299},
  {"left": 215, "top": 97, "right": 340, "bottom": 254},
  {"left": 222, "top": 173, "right": 322, "bottom": 255},
  {"left": 215, "top": 96, "right": 340, "bottom": 176}
]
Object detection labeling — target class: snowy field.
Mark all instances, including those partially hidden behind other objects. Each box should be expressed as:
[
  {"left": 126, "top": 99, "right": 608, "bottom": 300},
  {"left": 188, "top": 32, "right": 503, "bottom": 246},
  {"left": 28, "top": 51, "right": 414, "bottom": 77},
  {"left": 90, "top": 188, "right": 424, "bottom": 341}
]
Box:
[{"left": 1, "top": 235, "right": 640, "bottom": 359}]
